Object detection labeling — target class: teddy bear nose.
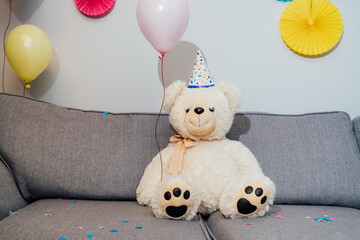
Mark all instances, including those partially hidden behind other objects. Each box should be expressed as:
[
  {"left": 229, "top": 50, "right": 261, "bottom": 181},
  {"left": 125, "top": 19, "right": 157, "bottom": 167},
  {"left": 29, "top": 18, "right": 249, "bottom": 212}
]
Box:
[{"left": 194, "top": 107, "right": 204, "bottom": 115}]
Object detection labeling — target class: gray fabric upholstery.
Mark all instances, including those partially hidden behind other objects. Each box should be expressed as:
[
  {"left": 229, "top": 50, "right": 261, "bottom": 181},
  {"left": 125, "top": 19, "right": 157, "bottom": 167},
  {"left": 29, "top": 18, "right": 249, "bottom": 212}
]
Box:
[
  {"left": 0, "top": 93, "right": 175, "bottom": 201},
  {"left": 227, "top": 112, "right": 360, "bottom": 209},
  {"left": 353, "top": 116, "right": 360, "bottom": 151},
  {"left": 1, "top": 94, "right": 360, "bottom": 240},
  {"left": 206, "top": 205, "right": 360, "bottom": 240},
  {"left": 0, "top": 199, "right": 207, "bottom": 240},
  {"left": 1, "top": 94, "right": 360, "bottom": 210},
  {"left": 0, "top": 156, "right": 28, "bottom": 220}
]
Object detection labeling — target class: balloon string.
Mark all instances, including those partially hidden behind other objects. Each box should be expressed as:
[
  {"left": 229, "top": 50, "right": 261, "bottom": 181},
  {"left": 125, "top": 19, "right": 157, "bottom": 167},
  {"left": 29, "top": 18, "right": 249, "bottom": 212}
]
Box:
[
  {"left": 23, "top": 82, "right": 26, "bottom": 97},
  {"left": 155, "top": 54, "right": 165, "bottom": 181},
  {"left": 2, "top": 0, "right": 12, "bottom": 93}
]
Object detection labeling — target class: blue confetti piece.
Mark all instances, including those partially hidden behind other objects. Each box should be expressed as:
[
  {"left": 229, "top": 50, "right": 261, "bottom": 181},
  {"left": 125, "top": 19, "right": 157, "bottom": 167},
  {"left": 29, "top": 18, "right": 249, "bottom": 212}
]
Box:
[
  {"left": 135, "top": 226, "right": 142, "bottom": 229},
  {"left": 59, "top": 238, "right": 67, "bottom": 240},
  {"left": 110, "top": 229, "right": 118, "bottom": 232},
  {"left": 9, "top": 210, "right": 18, "bottom": 215},
  {"left": 103, "top": 111, "right": 109, "bottom": 115},
  {"left": 69, "top": 201, "right": 76, "bottom": 203},
  {"left": 323, "top": 218, "right": 334, "bottom": 221},
  {"left": 88, "top": 233, "right": 94, "bottom": 237},
  {"left": 122, "top": 220, "right": 129, "bottom": 223}
]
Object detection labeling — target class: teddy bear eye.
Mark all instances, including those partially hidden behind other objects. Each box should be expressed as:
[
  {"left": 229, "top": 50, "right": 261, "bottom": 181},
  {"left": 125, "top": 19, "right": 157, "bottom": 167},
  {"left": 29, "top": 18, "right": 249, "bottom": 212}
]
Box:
[
  {"left": 209, "top": 107, "right": 215, "bottom": 112},
  {"left": 186, "top": 108, "right": 190, "bottom": 113}
]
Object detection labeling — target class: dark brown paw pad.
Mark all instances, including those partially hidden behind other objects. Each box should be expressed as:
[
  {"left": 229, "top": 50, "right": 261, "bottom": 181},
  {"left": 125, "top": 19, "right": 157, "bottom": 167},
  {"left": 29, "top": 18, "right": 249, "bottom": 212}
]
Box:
[
  {"left": 160, "top": 185, "right": 193, "bottom": 219},
  {"left": 235, "top": 184, "right": 269, "bottom": 216}
]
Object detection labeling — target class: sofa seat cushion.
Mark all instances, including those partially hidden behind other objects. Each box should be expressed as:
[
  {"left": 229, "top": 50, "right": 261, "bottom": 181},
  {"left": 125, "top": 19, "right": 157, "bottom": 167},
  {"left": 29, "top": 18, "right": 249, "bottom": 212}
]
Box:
[
  {"left": 0, "top": 200, "right": 209, "bottom": 240},
  {"left": 206, "top": 205, "right": 360, "bottom": 240}
]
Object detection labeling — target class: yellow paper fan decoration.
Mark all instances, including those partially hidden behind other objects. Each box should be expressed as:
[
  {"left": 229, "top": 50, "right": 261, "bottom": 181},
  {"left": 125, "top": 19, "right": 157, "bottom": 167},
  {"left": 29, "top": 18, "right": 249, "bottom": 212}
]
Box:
[{"left": 279, "top": 0, "right": 343, "bottom": 56}]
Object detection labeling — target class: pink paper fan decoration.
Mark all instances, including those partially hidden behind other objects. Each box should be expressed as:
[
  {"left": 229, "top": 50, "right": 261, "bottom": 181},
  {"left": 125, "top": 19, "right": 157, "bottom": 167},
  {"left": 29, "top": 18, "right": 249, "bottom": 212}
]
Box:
[{"left": 74, "top": 0, "right": 115, "bottom": 17}]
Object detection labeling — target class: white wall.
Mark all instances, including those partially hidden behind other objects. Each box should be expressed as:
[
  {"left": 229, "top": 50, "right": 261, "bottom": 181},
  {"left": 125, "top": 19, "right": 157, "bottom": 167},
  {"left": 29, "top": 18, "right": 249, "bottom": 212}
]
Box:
[{"left": 1, "top": 0, "right": 359, "bottom": 118}]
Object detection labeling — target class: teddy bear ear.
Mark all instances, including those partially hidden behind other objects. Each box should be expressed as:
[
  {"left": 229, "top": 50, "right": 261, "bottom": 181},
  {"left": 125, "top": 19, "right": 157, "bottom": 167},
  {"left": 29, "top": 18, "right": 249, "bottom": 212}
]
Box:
[
  {"left": 217, "top": 81, "right": 242, "bottom": 113},
  {"left": 163, "top": 80, "right": 187, "bottom": 113}
]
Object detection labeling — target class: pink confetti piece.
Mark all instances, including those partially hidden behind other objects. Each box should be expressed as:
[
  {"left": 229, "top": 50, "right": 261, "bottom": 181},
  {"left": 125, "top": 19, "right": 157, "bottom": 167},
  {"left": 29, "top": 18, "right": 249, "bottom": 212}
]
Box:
[
  {"left": 60, "top": 200, "right": 67, "bottom": 202},
  {"left": 276, "top": 215, "right": 283, "bottom": 219},
  {"left": 78, "top": 227, "right": 83, "bottom": 230},
  {"left": 246, "top": 223, "right": 253, "bottom": 225}
]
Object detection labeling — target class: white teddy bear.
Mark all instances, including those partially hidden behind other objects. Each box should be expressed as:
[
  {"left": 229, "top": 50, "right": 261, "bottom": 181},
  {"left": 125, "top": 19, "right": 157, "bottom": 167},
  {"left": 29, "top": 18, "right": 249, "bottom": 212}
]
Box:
[{"left": 137, "top": 51, "right": 276, "bottom": 220}]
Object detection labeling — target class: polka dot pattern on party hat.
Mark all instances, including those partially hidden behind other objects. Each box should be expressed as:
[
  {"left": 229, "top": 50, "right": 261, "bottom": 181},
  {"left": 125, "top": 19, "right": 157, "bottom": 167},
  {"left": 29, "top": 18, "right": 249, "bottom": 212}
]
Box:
[{"left": 188, "top": 50, "right": 214, "bottom": 88}]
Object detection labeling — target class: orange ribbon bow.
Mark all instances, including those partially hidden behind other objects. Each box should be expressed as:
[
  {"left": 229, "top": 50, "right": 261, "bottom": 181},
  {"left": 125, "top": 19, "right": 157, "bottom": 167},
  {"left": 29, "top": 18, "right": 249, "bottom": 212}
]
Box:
[{"left": 168, "top": 135, "right": 196, "bottom": 174}]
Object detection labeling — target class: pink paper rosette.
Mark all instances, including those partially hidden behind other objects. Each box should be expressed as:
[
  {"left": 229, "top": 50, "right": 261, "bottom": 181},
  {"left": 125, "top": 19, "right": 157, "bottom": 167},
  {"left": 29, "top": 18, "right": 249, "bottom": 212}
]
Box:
[{"left": 74, "top": 0, "right": 115, "bottom": 17}]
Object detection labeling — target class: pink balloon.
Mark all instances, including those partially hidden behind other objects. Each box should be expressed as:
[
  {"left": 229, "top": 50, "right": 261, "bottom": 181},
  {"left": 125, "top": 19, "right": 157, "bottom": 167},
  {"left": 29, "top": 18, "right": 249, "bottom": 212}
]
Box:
[{"left": 137, "top": 0, "right": 189, "bottom": 55}]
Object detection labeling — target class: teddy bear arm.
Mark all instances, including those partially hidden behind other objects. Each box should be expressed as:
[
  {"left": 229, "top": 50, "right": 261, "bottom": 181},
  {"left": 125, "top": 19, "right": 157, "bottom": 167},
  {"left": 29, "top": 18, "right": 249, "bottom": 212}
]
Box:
[{"left": 136, "top": 145, "right": 173, "bottom": 206}]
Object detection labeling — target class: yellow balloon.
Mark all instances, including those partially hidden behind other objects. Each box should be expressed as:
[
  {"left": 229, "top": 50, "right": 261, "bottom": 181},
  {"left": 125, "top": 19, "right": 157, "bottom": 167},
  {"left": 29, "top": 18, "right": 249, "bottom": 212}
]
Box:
[{"left": 5, "top": 24, "right": 52, "bottom": 85}]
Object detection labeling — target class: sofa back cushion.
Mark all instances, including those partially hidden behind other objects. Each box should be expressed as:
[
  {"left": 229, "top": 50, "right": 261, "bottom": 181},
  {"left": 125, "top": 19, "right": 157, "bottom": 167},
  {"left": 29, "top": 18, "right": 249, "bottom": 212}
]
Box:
[
  {"left": 353, "top": 116, "right": 360, "bottom": 152},
  {"left": 1, "top": 94, "right": 360, "bottom": 209},
  {"left": 0, "top": 94, "right": 175, "bottom": 201},
  {"left": 228, "top": 112, "right": 360, "bottom": 209}
]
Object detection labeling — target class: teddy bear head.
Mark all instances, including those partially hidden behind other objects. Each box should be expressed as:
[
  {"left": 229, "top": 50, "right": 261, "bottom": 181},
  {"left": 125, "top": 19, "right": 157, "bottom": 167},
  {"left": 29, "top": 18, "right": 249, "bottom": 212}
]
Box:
[{"left": 163, "top": 80, "right": 241, "bottom": 141}]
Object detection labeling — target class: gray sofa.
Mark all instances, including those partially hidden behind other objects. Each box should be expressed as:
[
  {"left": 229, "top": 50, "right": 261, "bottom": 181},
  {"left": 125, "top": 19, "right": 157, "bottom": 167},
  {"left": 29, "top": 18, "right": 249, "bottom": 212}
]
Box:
[{"left": 0, "top": 93, "right": 359, "bottom": 240}]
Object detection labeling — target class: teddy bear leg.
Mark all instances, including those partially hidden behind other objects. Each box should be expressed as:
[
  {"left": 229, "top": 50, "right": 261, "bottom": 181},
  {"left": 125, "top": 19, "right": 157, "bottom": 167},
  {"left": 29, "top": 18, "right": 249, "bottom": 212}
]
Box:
[
  {"left": 151, "top": 174, "right": 201, "bottom": 220},
  {"left": 219, "top": 175, "right": 276, "bottom": 218}
]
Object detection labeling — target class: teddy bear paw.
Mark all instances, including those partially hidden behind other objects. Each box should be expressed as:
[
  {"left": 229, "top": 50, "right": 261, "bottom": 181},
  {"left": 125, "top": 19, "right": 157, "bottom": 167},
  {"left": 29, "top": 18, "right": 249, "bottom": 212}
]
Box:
[
  {"left": 233, "top": 182, "right": 269, "bottom": 217},
  {"left": 159, "top": 183, "right": 195, "bottom": 220}
]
